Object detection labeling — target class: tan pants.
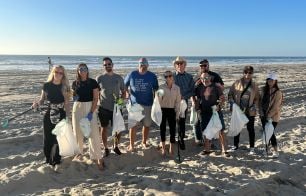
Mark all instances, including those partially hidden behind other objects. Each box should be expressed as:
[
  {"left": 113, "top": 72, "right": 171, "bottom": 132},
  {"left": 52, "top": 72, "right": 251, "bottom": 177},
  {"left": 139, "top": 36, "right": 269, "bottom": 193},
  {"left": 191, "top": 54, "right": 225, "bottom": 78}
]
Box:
[{"left": 72, "top": 101, "right": 102, "bottom": 160}]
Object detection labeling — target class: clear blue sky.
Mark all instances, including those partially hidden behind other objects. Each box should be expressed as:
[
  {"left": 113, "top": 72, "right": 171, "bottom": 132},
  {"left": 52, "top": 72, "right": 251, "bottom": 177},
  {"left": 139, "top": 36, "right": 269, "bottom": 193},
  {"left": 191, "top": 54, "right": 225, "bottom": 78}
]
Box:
[{"left": 0, "top": 0, "right": 305, "bottom": 56}]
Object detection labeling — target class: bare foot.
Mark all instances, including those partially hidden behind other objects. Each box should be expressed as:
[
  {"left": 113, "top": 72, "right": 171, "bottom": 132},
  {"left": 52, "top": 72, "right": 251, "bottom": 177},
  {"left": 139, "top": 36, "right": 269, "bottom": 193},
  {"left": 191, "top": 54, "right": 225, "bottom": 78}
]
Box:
[
  {"left": 96, "top": 159, "right": 104, "bottom": 171},
  {"left": 127, "top": 145, "right": 135, "bottom": 152}
]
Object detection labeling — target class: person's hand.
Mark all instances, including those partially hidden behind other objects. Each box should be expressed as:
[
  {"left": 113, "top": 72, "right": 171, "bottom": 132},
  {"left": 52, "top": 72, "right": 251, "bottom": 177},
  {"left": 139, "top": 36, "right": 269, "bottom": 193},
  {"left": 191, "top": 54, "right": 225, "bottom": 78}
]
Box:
[
  {"left": 73, "top": 95, "right": 79, "bottom": 102},
  {"left": 87, "top": 112, "right": 93, "bottom": 121}
]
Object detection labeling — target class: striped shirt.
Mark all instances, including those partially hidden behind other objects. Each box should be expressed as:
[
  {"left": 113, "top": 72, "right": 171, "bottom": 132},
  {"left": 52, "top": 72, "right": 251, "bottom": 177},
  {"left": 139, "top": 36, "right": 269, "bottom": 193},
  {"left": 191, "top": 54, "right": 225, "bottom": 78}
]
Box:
[{"left": 173, "top": 71, "right": 195, "bottom": 100}]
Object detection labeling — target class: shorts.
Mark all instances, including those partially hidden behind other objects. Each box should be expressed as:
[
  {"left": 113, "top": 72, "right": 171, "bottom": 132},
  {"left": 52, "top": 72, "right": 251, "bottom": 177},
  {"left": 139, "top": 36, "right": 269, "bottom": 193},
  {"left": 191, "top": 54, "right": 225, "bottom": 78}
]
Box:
[{"left": 98, "top": 107, "right": 113, "bottom": 127}]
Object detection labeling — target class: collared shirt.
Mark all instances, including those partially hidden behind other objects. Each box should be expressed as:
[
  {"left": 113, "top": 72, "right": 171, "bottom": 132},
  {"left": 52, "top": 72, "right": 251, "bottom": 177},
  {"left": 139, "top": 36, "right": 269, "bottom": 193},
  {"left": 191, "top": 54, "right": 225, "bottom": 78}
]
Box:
[{"left": 173, "top": 71, "right": 194, "bottom": 100}]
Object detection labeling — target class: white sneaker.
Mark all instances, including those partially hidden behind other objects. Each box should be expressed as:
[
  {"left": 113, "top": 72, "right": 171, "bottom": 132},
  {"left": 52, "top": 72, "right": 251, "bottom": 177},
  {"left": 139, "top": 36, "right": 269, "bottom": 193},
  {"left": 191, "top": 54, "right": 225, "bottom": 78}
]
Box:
[
  {"left": 248, "top": 148, "right": 255, "bottom": 155},
  {"left": 271, "top": 151, "right": 279, "bottom": 158}
]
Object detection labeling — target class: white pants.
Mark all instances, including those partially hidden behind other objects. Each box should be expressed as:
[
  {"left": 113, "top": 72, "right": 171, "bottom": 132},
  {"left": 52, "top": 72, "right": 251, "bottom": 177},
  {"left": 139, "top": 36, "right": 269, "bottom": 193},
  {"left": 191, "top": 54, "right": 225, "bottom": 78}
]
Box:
[{"left": 72, "top": 101, "right": 102, "bottom": 160}]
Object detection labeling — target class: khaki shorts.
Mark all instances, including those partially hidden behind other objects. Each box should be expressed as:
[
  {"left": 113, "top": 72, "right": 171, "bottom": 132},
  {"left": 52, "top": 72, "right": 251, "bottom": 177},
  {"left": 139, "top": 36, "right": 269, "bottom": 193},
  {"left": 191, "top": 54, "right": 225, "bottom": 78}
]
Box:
[{"left": 140, "top": 105, "right": 152, "bottom": 127}]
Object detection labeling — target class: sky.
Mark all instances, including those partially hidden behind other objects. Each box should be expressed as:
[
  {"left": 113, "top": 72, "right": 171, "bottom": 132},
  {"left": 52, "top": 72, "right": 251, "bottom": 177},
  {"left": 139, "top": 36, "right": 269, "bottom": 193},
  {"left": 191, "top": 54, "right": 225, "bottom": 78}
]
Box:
[{"left": 0, "top": 0, "right": 306, "bottom": 56}]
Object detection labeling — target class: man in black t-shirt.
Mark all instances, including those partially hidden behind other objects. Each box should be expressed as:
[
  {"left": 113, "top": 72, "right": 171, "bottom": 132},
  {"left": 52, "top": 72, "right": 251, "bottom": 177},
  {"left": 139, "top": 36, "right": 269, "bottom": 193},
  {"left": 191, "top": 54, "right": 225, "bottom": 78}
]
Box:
[{"left": 192, "top": 59, "right": 226, "bottom": 151}]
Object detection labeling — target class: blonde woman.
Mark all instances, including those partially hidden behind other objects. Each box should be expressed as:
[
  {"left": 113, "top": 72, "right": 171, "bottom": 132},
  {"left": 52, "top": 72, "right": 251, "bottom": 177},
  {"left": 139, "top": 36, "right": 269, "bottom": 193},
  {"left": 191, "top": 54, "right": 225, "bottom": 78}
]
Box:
[
  {"left": 32, "top": 65, "right": 70, "bottom": 169},
  {"left": 72, "top": 63, "right": 104, "bottom": 170}
]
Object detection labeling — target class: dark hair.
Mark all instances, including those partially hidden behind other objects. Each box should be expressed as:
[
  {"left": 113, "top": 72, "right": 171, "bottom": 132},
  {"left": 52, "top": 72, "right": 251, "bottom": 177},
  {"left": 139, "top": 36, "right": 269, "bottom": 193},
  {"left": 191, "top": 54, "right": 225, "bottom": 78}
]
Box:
[
  {"left": 76, "top": 63, "right": 89, "bottom": 85},
  {"left": 262, "top": 79, "right": 280, "bottom": 110},
  {"left": 243, "top": 66, "right": 254, "bottom": 73},
  {"left": 103, "top": 57, "right": 113, "bottom": 64},
  {"left": 199, "top": 59, "right": 209, "bottom": 65}
]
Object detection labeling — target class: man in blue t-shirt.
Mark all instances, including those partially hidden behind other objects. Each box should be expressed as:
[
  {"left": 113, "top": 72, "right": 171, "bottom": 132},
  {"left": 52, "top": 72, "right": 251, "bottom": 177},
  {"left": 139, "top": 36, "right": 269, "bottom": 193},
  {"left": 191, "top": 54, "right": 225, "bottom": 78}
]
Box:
[{"left": 124, "top": 58, "right": 159, "bottom": 151}]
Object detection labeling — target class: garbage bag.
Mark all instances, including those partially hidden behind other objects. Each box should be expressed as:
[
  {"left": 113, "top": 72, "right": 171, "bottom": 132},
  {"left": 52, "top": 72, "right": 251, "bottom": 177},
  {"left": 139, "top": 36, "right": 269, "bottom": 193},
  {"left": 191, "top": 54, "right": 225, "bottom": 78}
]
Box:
[
  {"left": 52, "top": 119, "right": 80, "bottom": 157},
  {"left": 127, "top": 101, "right": 144, "bottom": 129},
  {"left": 151, "top": 96, "right": 162, "bottom": 126},
  {"left": 179, "top": 100, "right": 187, "bottom": 118},
  {"left": 79, "top": 118, "right": 91, "bottom": 138},
  {"left": 262, "top": 120, "right": 274, "bottom": 144},
  {"left": 203, "top": 106, "right": 222, "bottom": 140},
  {"left": 112, "top": 104, "right": 126, "bottom": 136},
  {"left": 227, "top": 103, "right": 249, "bottom": 137},
  {"left": 190, "top": 105, "right": 198, "bottom": 125}
]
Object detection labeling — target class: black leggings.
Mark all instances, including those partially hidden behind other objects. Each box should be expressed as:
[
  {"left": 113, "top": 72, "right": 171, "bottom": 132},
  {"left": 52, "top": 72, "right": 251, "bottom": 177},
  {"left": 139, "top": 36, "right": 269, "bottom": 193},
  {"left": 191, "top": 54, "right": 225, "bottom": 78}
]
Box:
[
  {"left": 43, "top": 110, "right": 65, "bottom": 166},
  {"left": 234, "top": 115, "right": 255, "bottom": 148},
  {"left": 178, "top": 107, "right": 188, "bottom": 140},
  {"left": 261, "top": 118, "right": 278, "bottom": 147},
  {"left": 160, "top": 108, "right": 176, "bottom": 143}
]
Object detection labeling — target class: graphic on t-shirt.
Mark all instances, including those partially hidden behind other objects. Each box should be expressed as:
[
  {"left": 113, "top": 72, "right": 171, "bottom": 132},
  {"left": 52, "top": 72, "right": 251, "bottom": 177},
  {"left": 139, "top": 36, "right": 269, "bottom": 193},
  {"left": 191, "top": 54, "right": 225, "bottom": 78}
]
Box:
[{"left": 134, "top": 78, "right": 150, "bottom": 92}]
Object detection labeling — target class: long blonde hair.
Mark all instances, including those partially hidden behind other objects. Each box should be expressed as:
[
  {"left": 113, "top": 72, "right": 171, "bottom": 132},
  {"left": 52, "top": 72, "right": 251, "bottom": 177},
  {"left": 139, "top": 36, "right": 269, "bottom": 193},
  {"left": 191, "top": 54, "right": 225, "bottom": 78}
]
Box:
[{"left": 47, "top": 65, "right": 70, "bottom": 96}]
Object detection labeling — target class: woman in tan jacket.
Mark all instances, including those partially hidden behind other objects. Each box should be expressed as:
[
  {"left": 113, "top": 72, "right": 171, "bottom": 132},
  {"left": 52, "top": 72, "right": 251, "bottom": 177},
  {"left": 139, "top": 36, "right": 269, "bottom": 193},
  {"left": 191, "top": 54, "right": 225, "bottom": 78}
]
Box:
[
  {"left": 260, "top": 73, "right": 282, "bottom": 158},
  {"left": 228, "top": 66, "right": 260, "bottom": 155},
  {"left": 158, "top": 70, "right": 181, "bottom": 156}
]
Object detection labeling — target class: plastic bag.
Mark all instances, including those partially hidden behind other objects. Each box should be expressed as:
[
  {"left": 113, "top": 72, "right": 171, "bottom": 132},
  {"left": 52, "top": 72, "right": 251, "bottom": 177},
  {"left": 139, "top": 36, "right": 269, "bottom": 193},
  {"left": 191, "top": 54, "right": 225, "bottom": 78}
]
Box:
[
  {"left": 151, "top": 96, "right": 162, "bottom": 126},
  {"left": 262, "top": 120, "right": 274, "bottom": 144},
  {"left": 203, "top": 106, "right": 222, "bottom": 140},
  {"left": 179, "top": 100, "right": 187, "bottom": 118},
  {"left": 79, "top": 118, "right": 91, "bottom": 138},
  {"left": 127, "top": 101, "right": 144, "bottom": 129},
  {"left": 190, "top": 105, "right": 198, "bottom": 125},
  {"left": 112, "top": 104, "right": 126, "bottom": 136},
  {"left": 52, "top": 119, "right": 80, "bottom": 157},
  {"left": 227, "top": 103, "right": 249, "bottom": 137}
]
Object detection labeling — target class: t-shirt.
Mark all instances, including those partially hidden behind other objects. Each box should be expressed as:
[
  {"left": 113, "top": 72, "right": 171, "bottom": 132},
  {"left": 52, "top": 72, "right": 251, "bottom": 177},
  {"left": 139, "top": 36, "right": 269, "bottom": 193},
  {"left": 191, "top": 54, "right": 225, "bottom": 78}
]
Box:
[
  {"left": 195, "top": 83, "right": 223, "bottom": 113},
  {"left": 194, "top": 71, "right": 224, "bottom": 87},
  {"left": 96, "top": 73, "right": 125, "bottom": 111},
  {"left": 72, "top": 78, "right": 99, "bottom": 102},
  {"left": 43, "top": 82, "right": 64, "bottom": 104},
  {"left": 124, "top": 70, "right": 159, "bottom": 106}
]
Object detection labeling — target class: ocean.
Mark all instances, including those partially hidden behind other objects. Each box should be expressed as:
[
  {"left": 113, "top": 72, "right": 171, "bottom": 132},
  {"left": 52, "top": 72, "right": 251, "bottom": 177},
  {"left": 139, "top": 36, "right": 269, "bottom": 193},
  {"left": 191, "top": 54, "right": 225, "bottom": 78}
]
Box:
[{"left": 0, "top": 55, "right": 306, "bottom": 70}]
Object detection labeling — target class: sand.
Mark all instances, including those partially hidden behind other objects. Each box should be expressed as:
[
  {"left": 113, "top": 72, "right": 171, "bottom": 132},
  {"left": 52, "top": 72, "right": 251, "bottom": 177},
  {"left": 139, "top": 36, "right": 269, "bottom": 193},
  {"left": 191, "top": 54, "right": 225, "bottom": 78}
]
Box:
[{"left": 0, "top": 64, "right": 305, "bottom": 195}]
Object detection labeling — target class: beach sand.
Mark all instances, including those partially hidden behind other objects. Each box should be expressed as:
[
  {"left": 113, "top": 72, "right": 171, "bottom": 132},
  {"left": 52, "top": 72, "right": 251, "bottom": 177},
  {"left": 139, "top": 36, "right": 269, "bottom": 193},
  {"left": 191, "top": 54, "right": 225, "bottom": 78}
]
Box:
[{"left": 0, "top": 64, "right": 305, "bottom": 195}]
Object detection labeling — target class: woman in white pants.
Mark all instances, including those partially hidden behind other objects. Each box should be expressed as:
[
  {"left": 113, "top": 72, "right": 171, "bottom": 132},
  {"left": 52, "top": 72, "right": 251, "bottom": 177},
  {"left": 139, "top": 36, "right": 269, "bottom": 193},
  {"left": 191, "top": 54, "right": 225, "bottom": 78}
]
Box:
[{"left": 72, "top": 63, "right": 104, "bottom": 170}]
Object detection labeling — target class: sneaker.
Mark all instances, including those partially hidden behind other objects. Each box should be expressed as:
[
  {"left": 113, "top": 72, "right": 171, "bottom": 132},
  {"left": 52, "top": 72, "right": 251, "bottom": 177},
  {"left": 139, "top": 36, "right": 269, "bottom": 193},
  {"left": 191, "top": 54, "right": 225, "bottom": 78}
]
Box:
[
  {"left": 113, "top": 146, "right": 122, "bottom": 155},
  {"left": 271, "top": 151, "right": 279, "bottom": 158},
  {"left": 103, "top": 149, "right": 110, "bottom": 157},
  {"left": 179, "top": 140, "right": 185, "bottom": 150},
  {"left": 248, "top": 148, "right": 255, "bottom": 155},
  {"left": 230, "top": 146, "right": 238, "bottom": 151},
  {"left": 221, "top": 151, "right": 231, "bottom": 157}
]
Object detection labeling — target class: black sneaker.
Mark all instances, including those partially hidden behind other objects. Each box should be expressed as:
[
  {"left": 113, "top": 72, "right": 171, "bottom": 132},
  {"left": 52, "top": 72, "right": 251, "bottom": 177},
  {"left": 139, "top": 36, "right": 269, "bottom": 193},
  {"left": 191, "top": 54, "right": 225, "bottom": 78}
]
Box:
[
  {"left": 113, "top": 146, "right": 122, "bottom": 155},
  {"left": 179, "top": 140, "right": 186, "bottom": 150},
  {"left": 103, "top": 149, "right": 110, "bottom": 157}
]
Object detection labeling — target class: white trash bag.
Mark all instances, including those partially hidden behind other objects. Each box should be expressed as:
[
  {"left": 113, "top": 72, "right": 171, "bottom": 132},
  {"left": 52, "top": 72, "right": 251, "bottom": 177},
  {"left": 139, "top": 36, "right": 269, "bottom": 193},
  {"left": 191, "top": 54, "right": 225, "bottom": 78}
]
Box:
[
  {"left": 179, "top": 100, "right": 187, "bottom": 118},
  {"left": 203, "top": 106, "right": 222, "bottom": 140},
  {"left": 112, "top": 104, "right": 126, "bottom": 136},
  {"left": 79, "top": 118, "right": 91, "bottom": 138},
  {"left": 127, "top": 101, "right": 144, "bottom": 129},
  {"left": 190, "top": 105, "right": 198, "bottom": 125},
  {"left": 227, "top": 103, "right": 249, "bottom": 137},
  {"left": 151, "top": 96, "right": 162, "bottom": 126},
  {"left": 52, "top": 119, "right": 80, "bottom": 157},
  {"left": 262, "top": 119, "right": 274, "bottom": 144}
]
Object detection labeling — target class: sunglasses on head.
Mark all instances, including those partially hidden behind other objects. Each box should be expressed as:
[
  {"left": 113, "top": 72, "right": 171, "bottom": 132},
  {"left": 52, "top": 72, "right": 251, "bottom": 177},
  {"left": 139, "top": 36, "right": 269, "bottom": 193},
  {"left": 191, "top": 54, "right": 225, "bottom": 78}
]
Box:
[
  {"left": 200, "top": 76, "right": 210, "bottom": 80},
  {"left": 79, "top": 67, "right": 88, "bottom": 72},
  {"left": 244, "top": 71, "right": 253, "bottom": 74},
  {"left": 164, "top": 75, "right": 173, "bottom": 78},
  {"left": 103, "top": 63, "right": 112, "bottom": 66}
]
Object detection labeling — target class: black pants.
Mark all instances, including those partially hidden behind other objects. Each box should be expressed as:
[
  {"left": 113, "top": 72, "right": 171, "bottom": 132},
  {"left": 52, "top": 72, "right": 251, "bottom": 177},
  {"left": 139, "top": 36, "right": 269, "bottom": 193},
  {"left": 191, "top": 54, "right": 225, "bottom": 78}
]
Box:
[
  {"left": 43, "top": 110, "right": 65, "bottom": 166},
  {"left": 261, "top": 118, "right": 278, "bottom": 147},
  {"left": 178, "top": 107, "right": 188, "bottom": 140},
  {"left": 160, "top": 108, "right": 176, "bottom": 143},
  {"left": 234, "top": 115, "right": 255, "bottom": 148}
]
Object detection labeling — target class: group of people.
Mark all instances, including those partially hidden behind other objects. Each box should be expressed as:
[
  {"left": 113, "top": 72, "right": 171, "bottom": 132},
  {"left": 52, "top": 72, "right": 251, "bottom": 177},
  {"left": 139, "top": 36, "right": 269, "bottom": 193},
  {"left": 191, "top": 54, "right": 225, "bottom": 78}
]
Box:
[{"left": 32, "top": 56, "right": 283, "bottom": 172}]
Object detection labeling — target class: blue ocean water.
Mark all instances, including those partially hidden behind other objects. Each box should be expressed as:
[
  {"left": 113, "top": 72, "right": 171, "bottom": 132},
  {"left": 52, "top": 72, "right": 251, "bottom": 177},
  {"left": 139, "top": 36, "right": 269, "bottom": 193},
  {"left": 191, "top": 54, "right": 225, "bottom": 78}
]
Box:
[{"left": 0, "top": 55, "right": 306, "bottom": 70}]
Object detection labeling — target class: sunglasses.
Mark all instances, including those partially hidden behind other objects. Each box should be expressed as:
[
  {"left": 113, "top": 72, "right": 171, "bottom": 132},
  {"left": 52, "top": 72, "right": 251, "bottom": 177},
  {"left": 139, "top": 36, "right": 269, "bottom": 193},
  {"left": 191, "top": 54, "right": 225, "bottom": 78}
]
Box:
[
  {"left": 164, "top": 75, "right": 173, "bottom": 78},
  {"left": 139, "top": 63, "right": 148, "bottom": 66},
  {"left": 79, "top": 67, "right": 88, "bottom": 72},
  {"left": 200, "top": 64, "right": 209, "bottom": 67},
  {"left": 54, "top": 71, "right": 63, "bottom": 75},
  {"left": 244, "top": 71, "right": 253, "bottom": 75},
  {"left": 103, "top": 63, "right": 112, "bottom": 66},
  {"left": 176, "top": 62, "right": 184, "bottom": 66}
]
